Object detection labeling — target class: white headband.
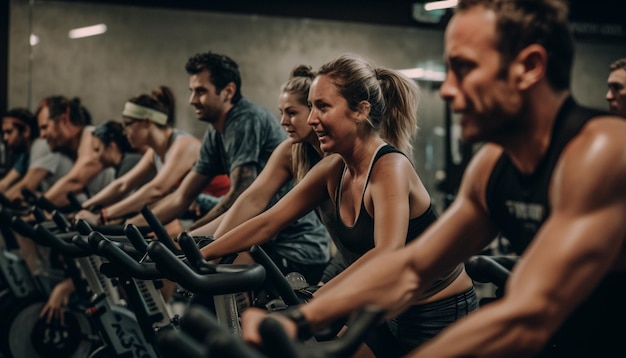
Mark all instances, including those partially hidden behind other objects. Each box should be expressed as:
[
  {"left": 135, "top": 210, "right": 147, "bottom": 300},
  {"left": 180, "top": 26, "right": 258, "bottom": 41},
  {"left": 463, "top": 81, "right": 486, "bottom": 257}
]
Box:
[{"left": 122, "top": 102, "right": 168, "bottom": 125}]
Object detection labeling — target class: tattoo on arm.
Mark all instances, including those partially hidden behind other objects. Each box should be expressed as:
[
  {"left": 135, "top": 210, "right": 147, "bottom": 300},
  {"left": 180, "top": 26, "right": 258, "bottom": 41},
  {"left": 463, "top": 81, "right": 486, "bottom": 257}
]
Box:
[
  {"left": 230, "top": 164, "right": 258, "bottom": 198},
  {"left": 189, "top": 164, "right": 258, "bottom": 229}
]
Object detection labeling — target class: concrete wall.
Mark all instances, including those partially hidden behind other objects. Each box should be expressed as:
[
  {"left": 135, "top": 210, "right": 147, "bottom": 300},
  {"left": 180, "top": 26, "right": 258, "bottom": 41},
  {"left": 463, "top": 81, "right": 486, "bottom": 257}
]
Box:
[
  {"left": 9, "top": 1, "right": 447, "bottom": 133},
  {"left": 8, "top": 0, "right": 626, "bottom": 210}
]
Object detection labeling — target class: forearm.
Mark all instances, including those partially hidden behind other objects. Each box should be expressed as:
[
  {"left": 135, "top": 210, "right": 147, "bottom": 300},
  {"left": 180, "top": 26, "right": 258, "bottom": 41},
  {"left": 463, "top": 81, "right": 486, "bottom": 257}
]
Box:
[
  {"left": 56, "top": 277, "right": 75, "bottom": 294},
  {"left": 200, "top": 215, "right": 277, "bottom": 260},
  {"left": 105, "top": 184, "right": 165, "bottom": 220},
  {"left": 189, "top": 214, "right": 223, "bottom": 237},
  {"left": 409, "top": 299, "right": 545, "bottom": 357},
  {"left": 10, "top": 169, "right": 48, "bottom": 193},
  {"left": 5, "top": 179, "right": 37, "bottom": 202},
  {"left": 0, "top": 170, "right": 20, "bottom": 192},
  {"left": 190, "top": 165, "right": 258, "bottom": 230},
  {"left": 44, "top": 178, "right": 85, "bottom": 207},
  {"left": 213, "top": 194, "right": 268, "bottom": 237},
  {"left": 3, "top": 185, "right": 22, "bottom": 201},
  {"left": 301, "top": 249, "right": 421, "bottom": 331},
  {"left": 189, "top": 191, "right": 240, "bottom": 230},
  {"left": 146, "top": 193, "right": 190, "bottom": 226},
  {"left": 315, "top": 247, "right": 388, "bottom": 296},
  {"left": 82, "top": 180, "right": 128, "bottom": 208},
  {"left": 0, "top": 178, "right": 14, "bottom": 192}
]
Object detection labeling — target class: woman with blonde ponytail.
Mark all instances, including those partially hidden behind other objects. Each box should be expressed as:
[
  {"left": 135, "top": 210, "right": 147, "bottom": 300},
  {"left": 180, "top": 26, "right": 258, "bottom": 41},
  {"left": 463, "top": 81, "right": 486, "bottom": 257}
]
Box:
[{"left": 205, "top": 53, "right": 478, "bottom": 356}]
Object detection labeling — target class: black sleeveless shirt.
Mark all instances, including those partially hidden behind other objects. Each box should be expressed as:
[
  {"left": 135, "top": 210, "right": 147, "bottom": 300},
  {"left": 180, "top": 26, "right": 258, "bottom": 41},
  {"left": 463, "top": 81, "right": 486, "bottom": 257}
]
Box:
[
  {"left": 485, "top": 97, "right": 626, "bottom": 357},
  {"left": 334, "top": 145, "right": 437, "bottom": 263}
]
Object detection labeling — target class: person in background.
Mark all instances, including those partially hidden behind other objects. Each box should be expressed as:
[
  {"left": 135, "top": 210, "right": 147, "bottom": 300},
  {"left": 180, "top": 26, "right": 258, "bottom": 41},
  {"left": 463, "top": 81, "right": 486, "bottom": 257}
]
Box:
[
  {"left": 74, "top": 86, "right": 228, "bottom": 227},
  {"left": 39, "top": 120, "right": 151, "bottom": 326},
  {"left": 126, "top": 52, "right": 330, "bottom": 281},
  {"left": 191, "top": 64, "right": 332, "bottom": 284},
  {"left": 15, "top": 97, "right": 114, "bottom": 322},
  {"left": 0, "top": 108, "right": 73, "bottom": 203},
  {"left": 90, "top": 120, "right": 147, "bottom": 180},
  {"left": 606, "top": 57, "right": 626, "bottom": 117},
  {"left": 36, "top": 95, "right": 114, "bottom": 208}
]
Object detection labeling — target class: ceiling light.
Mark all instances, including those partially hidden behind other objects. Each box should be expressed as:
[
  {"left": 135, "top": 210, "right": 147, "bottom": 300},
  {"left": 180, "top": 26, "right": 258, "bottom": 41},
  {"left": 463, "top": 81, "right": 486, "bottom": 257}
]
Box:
[
  {"left": 399, "top": 67, "right": 446, "bottom": 82},
  {"left": 424, "top": 0, "right": 458, "bottom": 11},
  {"left": 30, "top": 34, "right": 39, "bottom": 46},
  {"left": 68, "top": 24, "right": 107, "bottom": 39}
]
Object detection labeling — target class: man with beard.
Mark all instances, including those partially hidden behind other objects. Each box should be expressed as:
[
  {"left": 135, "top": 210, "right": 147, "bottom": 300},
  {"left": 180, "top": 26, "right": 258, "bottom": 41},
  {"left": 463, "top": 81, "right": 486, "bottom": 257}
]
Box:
[
  {"left": 0, "top": 108, "right": 73, "bottom": 203},
  {"left": 241, "top": 1, "right": 626, "bottom": 357},
  {"left": 127, "top": 52, "right": 285, "bottom": 227},
  {"left": 36, "top": 96, "right": 114, "bottom": 208},
  {"left": 127, "top": 52, "right": 330, "bottom": 279}
]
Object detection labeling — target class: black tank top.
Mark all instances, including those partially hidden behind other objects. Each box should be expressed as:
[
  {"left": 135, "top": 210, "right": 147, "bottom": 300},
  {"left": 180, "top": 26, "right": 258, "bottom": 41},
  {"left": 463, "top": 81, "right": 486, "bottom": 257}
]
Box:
[
  {"left": 485, "top": 97, "right": 626, "bottom": 357},
  {"left": 333, "top": 145, "right": 462, "bottom": 298},
  {"left": 334, "top": 145, "right": 437, "bottom": 263}
]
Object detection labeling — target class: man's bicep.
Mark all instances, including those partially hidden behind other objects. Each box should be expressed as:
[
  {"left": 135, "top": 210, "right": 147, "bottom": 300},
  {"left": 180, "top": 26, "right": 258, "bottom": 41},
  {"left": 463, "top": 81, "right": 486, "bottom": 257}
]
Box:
[
  {"left": 504, "top": 127, "right": 626, "bottom": 334},
  {"left": 503, "top": 207, "right": 624, "bottom": 338}
]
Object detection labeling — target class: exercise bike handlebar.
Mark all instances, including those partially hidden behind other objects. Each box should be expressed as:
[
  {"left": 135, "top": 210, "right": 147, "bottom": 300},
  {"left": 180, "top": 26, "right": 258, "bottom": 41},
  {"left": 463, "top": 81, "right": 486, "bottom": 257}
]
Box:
[
  {"left": 257, "top": 306, "right": 386, "bottom": 358},
  {"left": 66, "top": 192, "right": 84, "bottom": 212},
  {"left": 147, "top": 240, "right": 266, "bottom": 295},
  {"left": 156, "top": 329, "right": 209, "bottom": 358},
  {"left": 9, "top": 215, "right": 39, "bottom": 239},
  {"left": 124, "top": 223, "right": 150, "bottom": 254},
  {"left": 177, "top": 231, "right": 209, "bottom": 270},
  {"left": 139, "top": 205, "right": 179, "bottom": 253},
  {"left": 0, "top": 192, "right": 29, "bottom": 212},
  {"left": 180, "top": 305, "right": 266, "bottom": 358},
  {"left": 34, "top": 224, "right": 90, "bottom": 258},
  {"left": 52, "top": 210, "right": 72, "bottom": 232},
  {"left": 249, "top": 245, "right": 302, "bottom": 306},
  {"left": 465, "top": 255, "right": 512, "bottom": 288},
  {"left": 173, "top": 304, "right": 386, "bottom": 358},
  {"left": 88, "top": 231, "right": 163, "bottom": 280},
  {"left": 315, "top": 306, "right": 386, "bottom": 356}
]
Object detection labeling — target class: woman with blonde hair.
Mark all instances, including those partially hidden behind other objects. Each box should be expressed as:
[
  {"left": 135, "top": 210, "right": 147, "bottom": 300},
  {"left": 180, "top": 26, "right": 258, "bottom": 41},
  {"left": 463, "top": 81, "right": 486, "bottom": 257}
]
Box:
[
  {"left": 192, "top": 64, "right": 331, "bottom": 284},
  {"left": 202, "top": 54, "right": 478, "bottom": 356}
]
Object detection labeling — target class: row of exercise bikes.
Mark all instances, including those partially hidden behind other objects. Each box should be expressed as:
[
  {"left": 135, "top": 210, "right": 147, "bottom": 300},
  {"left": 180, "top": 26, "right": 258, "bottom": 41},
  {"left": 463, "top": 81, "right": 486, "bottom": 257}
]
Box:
[{"left": 0, "top": 189, "right": 516, "bottom": 358}]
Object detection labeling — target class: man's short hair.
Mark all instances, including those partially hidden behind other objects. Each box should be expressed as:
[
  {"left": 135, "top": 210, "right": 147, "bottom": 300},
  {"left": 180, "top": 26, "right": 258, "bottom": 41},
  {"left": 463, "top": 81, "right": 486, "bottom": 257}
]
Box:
[
  {"left": 456, "top": 0, "right": 573, "bottom": 91},
  {"left": 35, "top": 96, "right": 92, "bottom": 127},
  {"left": 609, "top": 58, "right": 626, "bottom": 72},
  {"left": 3, "top": 107, "right": 38, "bottom": 139},
  {"left": 185, "top": 51, "right": 242, "bottom": 104}
]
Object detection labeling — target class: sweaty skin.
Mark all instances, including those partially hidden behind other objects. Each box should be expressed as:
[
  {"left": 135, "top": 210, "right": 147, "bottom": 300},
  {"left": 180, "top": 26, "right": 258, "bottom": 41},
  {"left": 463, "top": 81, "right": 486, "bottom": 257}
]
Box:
[{"left": 242, "top": 5, "right": 626, "bottom": 357}]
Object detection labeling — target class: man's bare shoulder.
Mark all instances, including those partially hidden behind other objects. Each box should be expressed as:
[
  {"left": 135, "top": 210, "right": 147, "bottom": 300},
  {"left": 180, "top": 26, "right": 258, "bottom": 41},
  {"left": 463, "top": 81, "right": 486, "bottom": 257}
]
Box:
[
  {"left": 565, "top": 115, "right": 626, "bottom": 164},
  {"left": 581, "top": 114, "right": 626, "bottom": 136},
  {"left": 553, "top": 115, "right": 626, "bottom": 207}
]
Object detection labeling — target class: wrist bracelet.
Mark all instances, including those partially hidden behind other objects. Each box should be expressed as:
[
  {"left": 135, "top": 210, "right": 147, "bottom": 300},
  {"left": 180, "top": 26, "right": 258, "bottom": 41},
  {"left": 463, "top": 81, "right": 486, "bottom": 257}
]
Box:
[{"left": 280, "top": 306, "right": 313, "bottom": 340}]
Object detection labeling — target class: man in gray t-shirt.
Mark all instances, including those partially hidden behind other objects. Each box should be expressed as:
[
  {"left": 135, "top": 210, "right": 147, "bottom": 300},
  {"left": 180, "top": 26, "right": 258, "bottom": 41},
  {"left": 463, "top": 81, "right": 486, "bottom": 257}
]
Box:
[
  {"left": 127, "top": 52, "right": 329, "bottom": 281},
  {"left": 36, "top": 96, "right": 115, "bottom": 208},
  {"left": 0, "top": 108, "right": 74, "bottom": 203},
  {"left": 21, "top": 138, "right": 73, "bottom": 193}
]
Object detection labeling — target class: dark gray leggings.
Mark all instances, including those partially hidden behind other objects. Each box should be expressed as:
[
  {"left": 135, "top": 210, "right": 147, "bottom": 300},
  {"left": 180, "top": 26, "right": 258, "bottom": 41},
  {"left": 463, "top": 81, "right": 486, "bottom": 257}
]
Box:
[{"left": 362, "top": 287, "right": 479, "bottom": 357}]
